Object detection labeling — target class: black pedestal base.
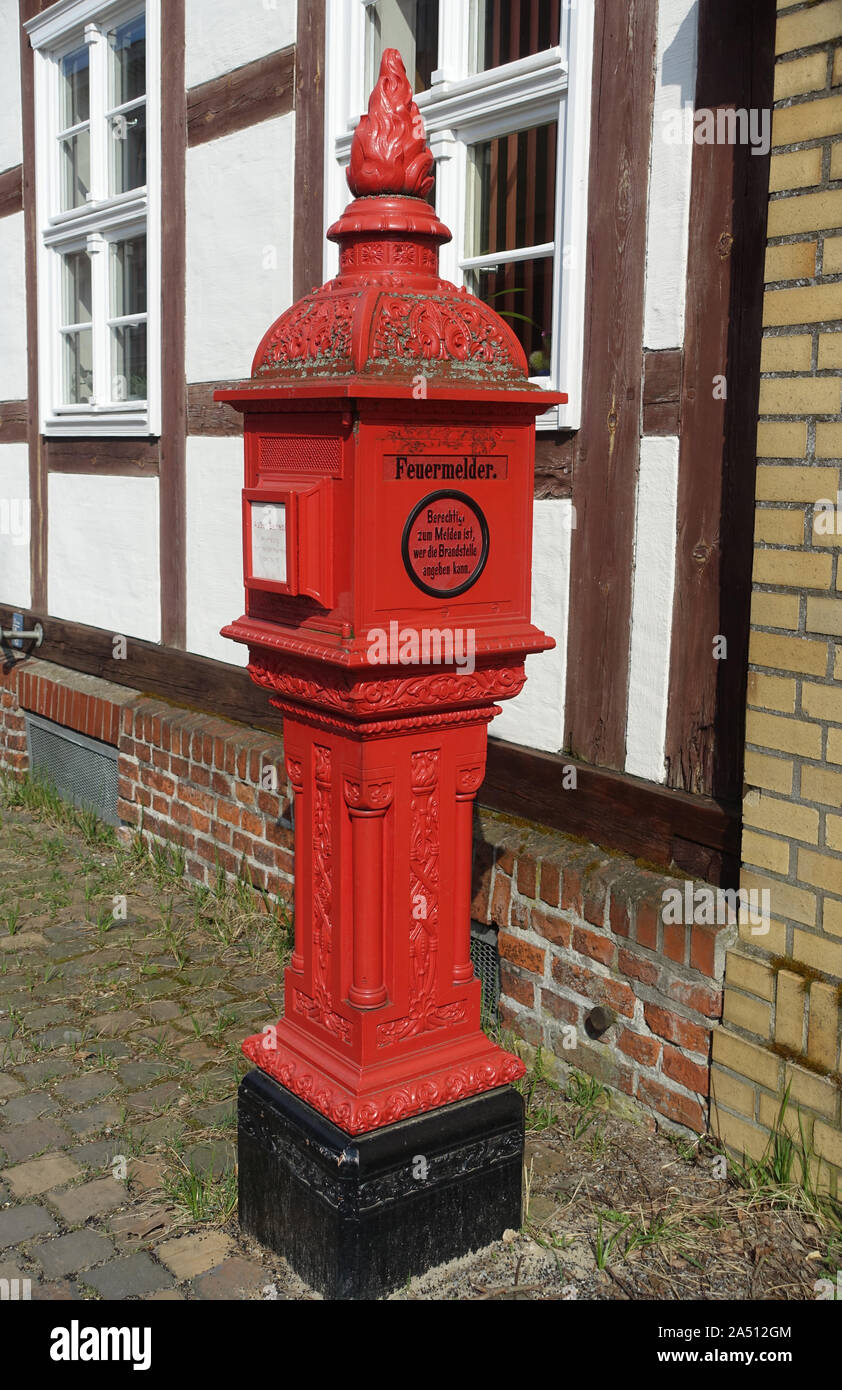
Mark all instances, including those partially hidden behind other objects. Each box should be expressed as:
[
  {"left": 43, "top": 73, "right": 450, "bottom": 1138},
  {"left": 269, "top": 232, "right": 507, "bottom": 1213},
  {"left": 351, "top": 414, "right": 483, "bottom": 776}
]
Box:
[{"left": 237, "top": 1069, "right": 524, "bottom": 1300}]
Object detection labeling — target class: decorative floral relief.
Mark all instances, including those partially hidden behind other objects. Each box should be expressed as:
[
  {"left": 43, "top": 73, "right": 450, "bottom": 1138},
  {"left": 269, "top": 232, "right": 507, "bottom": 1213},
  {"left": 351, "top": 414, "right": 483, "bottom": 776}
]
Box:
[
  {"left": 255, "top": 293, "right": 359, "bottom": 373},
  {"left": 371, "top": 294, "right": 522, "bottom": 370},
  {"left": 249, "top": 657, "right": 526, "bottom": 718},
  {"left": 378, "top": 750, "right": 466, "bottom": 1048},
  {"left": 297, "top": 745, "right": 351, "bottom": 1044}
]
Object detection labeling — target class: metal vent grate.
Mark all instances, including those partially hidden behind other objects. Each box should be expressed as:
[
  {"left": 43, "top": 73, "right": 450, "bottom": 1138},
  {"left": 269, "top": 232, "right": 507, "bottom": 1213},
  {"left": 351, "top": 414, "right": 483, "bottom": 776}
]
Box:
[
  {"left": 25, "top": 713, "right": 119, "bottom": 826},
  {"left": 471, "top": 921, "right": 500, "bottom": 1026},
  {"left": 258, "top": 435, "right": 341, "bottom": 476}
]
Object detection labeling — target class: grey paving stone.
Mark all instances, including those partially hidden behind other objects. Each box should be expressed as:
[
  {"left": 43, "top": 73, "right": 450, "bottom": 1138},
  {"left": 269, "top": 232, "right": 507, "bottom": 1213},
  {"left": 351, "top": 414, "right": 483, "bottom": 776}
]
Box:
[
  {"left": 125, "top": 1081, "right": 185, "bottom": 1114},
  {"left": 84, "top": 1252, "right": 174, "bottom": 1299},
  {"left": 0, "top": 1119, "right": 72, "bottom": 1164},
  {"left": 48, "top": 1176, "right": 128, "bottom": 1225},
  {"left": 54, "top": 1071, "right": 118, "bottom": 1106},
  {"left": 192, "top": 1257, "right": 268, "bottom": 1301},
  {"left": 16, "top": 1058, "right": 74, "bottom": 1084},
  {"left": 32, "top": 1027, "right": 84, "bottom": 1049},
  {"left": 32, "top": 1280, "right": 80, "bottom": 1300},
  {"left": 117, "top": 1060, "right": 171, "bottom": 1088},
  {"left": 64, "top": 1102, "right": 124, "bottom": 1138},
  {"left": 2, "top": 1153, "right": 81, "bottom": 1198},
  {"left": 32, "top": 1229, "right": 116, "bottom": 1278},
  {"left": 0, "top": 1204, "right": 57, "bottom": 1250},
  {"left": 0, "top": 1092, "right": 58, "bottom": 1125},
  {"left": 21, "top": 1005, "right": 75, "bottom": 1031},
  {"left": 184, "top": 1141, "right": 236, "bottom": 1177},
  {"left": 69, "top": 1139, "right": 121, "bottom": 1170},
  {"left": 0, "top": 1075, "right": 23, "bottom": 1100}
]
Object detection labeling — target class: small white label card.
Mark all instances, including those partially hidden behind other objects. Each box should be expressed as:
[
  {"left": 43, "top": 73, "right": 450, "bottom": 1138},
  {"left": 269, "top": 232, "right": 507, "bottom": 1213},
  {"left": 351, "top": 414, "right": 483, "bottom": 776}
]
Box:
[{"left": 250, "top": 501, "right": 287, "bottom": 583}]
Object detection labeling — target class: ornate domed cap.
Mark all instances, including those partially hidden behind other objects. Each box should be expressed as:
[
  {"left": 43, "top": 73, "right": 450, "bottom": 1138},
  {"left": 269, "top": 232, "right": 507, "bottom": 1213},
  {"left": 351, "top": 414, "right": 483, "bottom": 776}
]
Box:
[{"left": 251, "top": 50, "right": 529, "bottom": 386}]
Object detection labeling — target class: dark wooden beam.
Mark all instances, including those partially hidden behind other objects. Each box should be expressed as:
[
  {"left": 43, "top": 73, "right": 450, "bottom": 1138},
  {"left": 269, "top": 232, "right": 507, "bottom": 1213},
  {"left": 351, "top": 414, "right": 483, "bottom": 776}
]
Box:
[
  {"left": 292, "top": 2, "right": 326, "bottom": 300},
  {"left": 0, "top": 400, "right": 28, "bottom": 444},
  {"left": 187, "top": 46, "right": 295, "bottom": 149},
  {"left": 642, "top": 348, "right": 683, "bottom": 436},
  {"left": 0, "top": 605, "right": 283, "bottom": 736},
  {"left": 160, "top": 1, "right": 187, "bottom": 649},
  {"left": 483, "top": 736, "right": 741, "bottom": 887},
  {"left": 187, "top": 382, "right": 243, "bottom": 437},
  {"left": 0, "top": 165, "right": 23, "bottom": 219},
  {"left": 534, "top": 433, "right": 574, "bottom": 499},
  {"left": 564, "top": 0, "right": 657, "bottom": 769},
  {"left": 664, "top": 0, "right": 775, "bottom": 798},
  {"left": 44, "top": 438, "right": 160, "bottom": 476}
]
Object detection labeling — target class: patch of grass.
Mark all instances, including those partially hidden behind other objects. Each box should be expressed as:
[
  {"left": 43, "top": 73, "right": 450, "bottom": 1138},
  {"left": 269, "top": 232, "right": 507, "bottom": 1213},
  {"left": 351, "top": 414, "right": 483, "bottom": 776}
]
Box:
[
  {"left": 163, "top": 1153, "right": 238, "bottom": 1225},
  {"left": 1, "top": 770, "right": 117, "bottom": 849},
  {"left": 565, "top": 1070, "right": 610, "bottom": 1141},
  {"left": 514, "top": 1046, "right": 560, "bottom": 1132},
  {"left": 727, "top": 1084, "right": 842, "bottom": 1244}
]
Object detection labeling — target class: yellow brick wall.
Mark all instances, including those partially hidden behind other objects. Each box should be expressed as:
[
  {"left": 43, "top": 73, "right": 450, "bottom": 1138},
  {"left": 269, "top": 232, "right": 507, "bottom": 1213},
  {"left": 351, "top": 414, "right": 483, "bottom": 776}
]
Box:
[{"left": 713, "top": 0, "right": 842, "bottom": 1195}]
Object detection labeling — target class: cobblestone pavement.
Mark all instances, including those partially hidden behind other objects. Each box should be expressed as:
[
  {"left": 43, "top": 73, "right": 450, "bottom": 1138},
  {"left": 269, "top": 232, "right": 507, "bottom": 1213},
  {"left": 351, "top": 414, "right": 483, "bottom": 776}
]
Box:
[
  {"left": 1, "top": 789, "right": 839, "bottom": 1303},
  {"left": 0, "top": 792, "right": 315, "bottom": 1301}
]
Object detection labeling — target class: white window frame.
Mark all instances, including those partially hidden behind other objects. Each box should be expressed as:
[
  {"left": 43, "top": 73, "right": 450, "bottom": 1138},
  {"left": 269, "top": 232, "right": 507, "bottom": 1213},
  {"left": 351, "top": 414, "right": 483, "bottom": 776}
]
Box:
[
  {"left": 324, "top": 0, "right": 593, "bottom": 430},
  {"left": 26, "top": 0, "right": 161, "bottom": 438}
]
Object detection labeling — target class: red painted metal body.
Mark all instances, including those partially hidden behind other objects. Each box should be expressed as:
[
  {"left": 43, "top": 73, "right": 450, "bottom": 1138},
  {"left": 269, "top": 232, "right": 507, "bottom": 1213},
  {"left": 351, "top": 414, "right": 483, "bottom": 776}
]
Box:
[{"left": 218, "top": 51, "right": 565, "bottom": 1134}]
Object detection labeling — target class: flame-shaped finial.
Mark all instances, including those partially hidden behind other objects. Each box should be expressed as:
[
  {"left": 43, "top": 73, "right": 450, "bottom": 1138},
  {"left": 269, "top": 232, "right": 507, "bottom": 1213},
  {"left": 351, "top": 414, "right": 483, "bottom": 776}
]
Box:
[{"left": 347, "top": 49, "right": 435, "bottom": 199}]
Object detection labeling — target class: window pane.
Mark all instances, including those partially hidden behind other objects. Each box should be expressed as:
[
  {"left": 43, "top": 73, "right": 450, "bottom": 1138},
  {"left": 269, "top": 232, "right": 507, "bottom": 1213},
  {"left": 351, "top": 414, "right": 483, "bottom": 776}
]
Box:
[
  {"left": 366, "top": 0, "right": 439, "bottom": 94},
  {"left": 471, "top": 0, "right": 560, "bottom": 73},
  {"left": 62, "top": 328, "right": 93, "bottom": 403},
  {"left": 468, "top": 122, "right": 556, "bottom": 257},
  {"left": 111, "top": 322, "right": 147, "bottom": 401},
  {"left": 59, "top": 130, "right": 91, "bottom": 209},
  {"left": 110, "top": 236, "right": 147, "bottom": 317},
  {"left": 110, "top": 105, "right": 146, "bottom": 194},
  {"left": 62, "top": 250, "right": 92, "bottom": 326},
  {"left": 60, "top": 45, "right": 90, "bottom": 128},
  {"left": 109, "top": 15, "right": 146, "bottom": 107},
  {"left": 466, "top": 255, "right": 554, "bottom": 371}
]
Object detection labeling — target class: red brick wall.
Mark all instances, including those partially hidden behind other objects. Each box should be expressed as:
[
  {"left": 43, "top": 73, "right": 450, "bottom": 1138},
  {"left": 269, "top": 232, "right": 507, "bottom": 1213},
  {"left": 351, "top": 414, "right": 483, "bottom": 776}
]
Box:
[
  {"left": 0, "top": 671, "right": 27, "bottom": 775},
  {"left": 473, "top": 816, "right": 734, "bottom": 1133},
  {"left": 118, "top": 699, "right": 293, "bottom": 900}
]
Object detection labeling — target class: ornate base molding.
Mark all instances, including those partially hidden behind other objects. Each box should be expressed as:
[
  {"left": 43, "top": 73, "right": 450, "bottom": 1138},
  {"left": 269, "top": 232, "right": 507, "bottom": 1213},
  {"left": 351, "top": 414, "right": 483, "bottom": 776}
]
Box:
[{"left": 242, "top": 1026, "right": 525, "bottom": 1134}]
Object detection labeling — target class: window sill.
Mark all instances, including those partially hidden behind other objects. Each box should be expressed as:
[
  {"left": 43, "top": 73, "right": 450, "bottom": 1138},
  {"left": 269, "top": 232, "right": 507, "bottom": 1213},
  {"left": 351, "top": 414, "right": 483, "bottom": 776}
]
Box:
[{"left": 42, "top": 409, "right": 156, "bottom": 439}]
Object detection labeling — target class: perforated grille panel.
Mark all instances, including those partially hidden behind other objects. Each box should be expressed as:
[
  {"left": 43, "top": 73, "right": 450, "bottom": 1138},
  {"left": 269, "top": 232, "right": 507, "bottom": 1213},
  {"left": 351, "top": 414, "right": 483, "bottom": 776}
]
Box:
[
  {"left": 259, "top": 435, "right": 341, "bottom": 475},
  {"left": 471, "top": 921, "right": 500, "bottom": 1026},
  {"left": 25, "top": 713, "right": 119, "bottom": 826}
]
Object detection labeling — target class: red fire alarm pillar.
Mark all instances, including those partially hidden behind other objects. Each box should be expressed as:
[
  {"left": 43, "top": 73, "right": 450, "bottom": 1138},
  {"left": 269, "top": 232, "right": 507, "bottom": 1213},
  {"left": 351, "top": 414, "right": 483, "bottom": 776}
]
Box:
[{"left": 220, "top": 50, "right": 565, "bottom": 1300}]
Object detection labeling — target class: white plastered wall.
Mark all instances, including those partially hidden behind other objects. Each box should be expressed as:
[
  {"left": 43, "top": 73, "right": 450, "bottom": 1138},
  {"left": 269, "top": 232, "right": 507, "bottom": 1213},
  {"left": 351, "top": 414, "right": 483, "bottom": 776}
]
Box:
[
  {"left": 491, "top": 498, "right": 573, "bottom": 755},
  {"left": 185, "top": 0, "right": 296, "bottom": 88},
  {"left": 0, "top": 442, "right": 31, "bottom": 609},
  {"left": 47, "top": 474, "right": 161, "bottom": 642},
  {"left": 185, "top": 436, "right": 248, "bottom": 666},
  {"left": 185, "top": 115, "right": 295, "bottom": 382},
  {"left": 0, "top": 212, "right": 28, "bottom": 403},
  {"left": 0, "top": 0, "right": 22, "bottom": 174},
  {"left": 625, "top": 438, "right": 680, "bottom": 781},
  {"left": 625, "top": 0, "right": 697, "bottom": 782}
]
